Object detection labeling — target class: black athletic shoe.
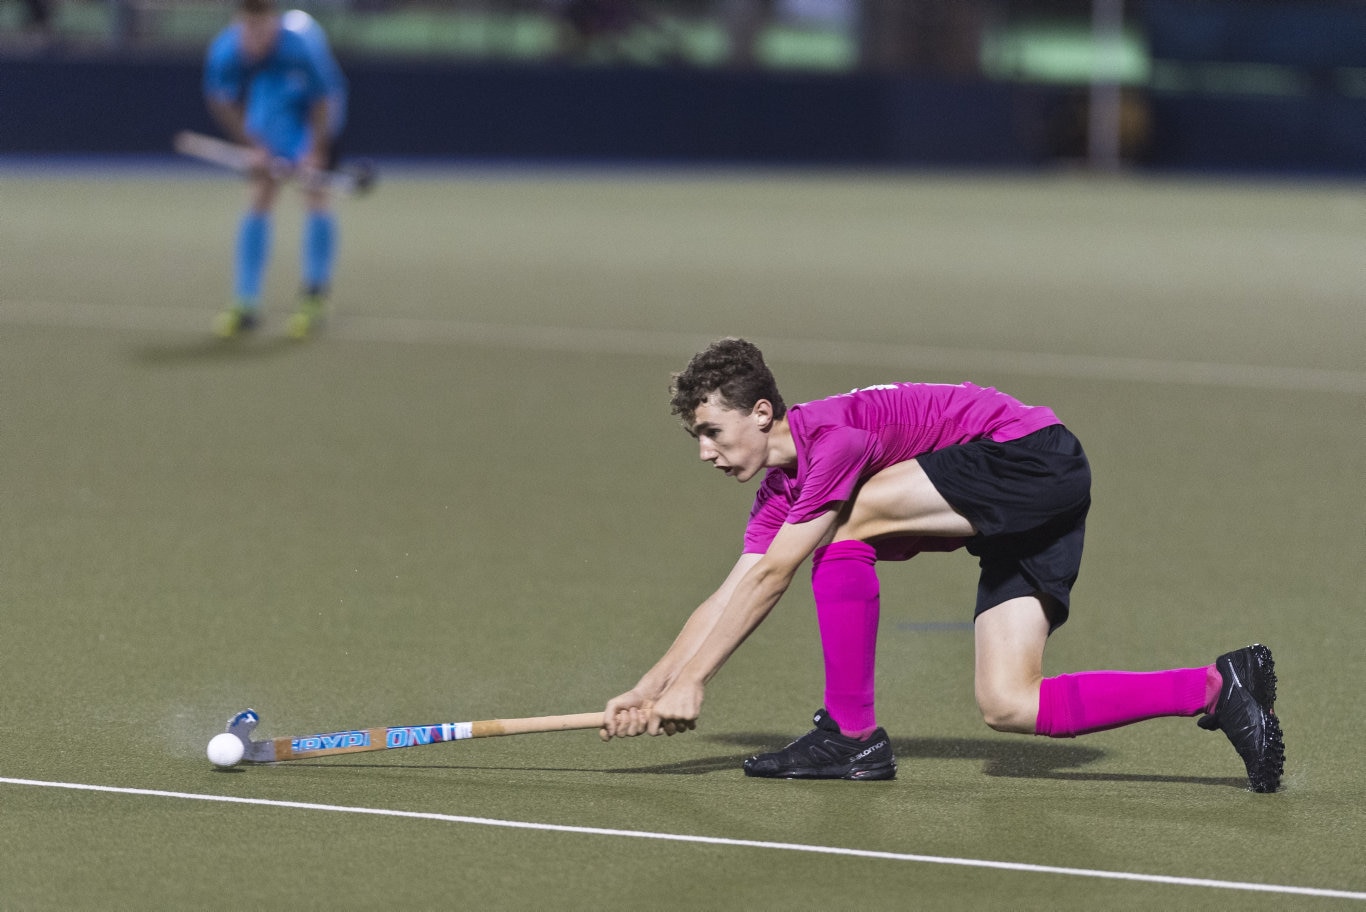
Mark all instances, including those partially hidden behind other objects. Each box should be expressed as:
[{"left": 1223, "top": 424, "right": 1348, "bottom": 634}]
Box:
[
  {"left": 1197, "top": 644, "right": 1284, "bottom": 793},
  {"left": 743, "top": 709, "right": 897, "bottom": 781}
]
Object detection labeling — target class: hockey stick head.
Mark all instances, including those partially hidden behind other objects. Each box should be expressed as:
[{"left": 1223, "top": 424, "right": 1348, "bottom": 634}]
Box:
[
  {"left": 299, "top": 159, "right": 376, "bottom": 197},
  {"left": 226, "top": 708, "right": 276, "bottom": 762},
  {"left": 339, "top": 159, "right": 377, "bottom": 196}
]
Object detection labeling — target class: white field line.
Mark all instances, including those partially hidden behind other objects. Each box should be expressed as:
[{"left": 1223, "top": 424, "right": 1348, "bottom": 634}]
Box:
[
  {"left": 3, "top": 777, "right": 1364, "bottom": 901},
  {"left": 3, "top": 299, "right": 1364, "bottom": 395}
]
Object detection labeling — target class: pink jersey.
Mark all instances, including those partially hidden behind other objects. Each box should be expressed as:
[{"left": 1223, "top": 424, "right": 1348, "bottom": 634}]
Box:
[{"left": 742, "top": 382, "right": 1059, "bottom": 554}]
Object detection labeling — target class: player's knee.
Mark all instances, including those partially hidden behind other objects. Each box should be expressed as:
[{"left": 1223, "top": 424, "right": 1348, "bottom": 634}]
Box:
[{"left": 976, "top": 687, "right": 1035, "bottom": 734}]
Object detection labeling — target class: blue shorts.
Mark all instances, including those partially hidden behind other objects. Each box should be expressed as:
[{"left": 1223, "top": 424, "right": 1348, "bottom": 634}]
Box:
[{"left": 916, "top": 424, "right": 1091, "bottom": 630}]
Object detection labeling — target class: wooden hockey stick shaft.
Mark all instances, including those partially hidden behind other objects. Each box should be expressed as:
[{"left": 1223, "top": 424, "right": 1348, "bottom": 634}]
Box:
[{"left": 229, "top": 709, "right": 605, "bottom": 763}]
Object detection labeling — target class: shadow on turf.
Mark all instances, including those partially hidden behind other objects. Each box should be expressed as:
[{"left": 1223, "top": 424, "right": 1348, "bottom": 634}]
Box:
[
  {"left": 601, "top": 734, "right": 1245, "bottom": 787},
  {"left": 889, "top": 736, "right": 1245, "bottom": 788},
  {"left": 129, "top": 335, "right": 300, "bottom": 365},
  {"left": 287, "top": 734, "right": 1245, "bottom": 788}
]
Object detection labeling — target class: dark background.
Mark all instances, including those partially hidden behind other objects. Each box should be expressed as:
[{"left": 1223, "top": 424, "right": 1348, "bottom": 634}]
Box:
[{"left": 4, "top": 0, "right": 1366, "bottom": 173}]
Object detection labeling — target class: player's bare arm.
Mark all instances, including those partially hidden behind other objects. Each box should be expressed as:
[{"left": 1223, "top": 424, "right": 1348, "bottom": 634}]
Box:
[
  {"left": 600, "top": 553, "right": 760, "bottom": 740},
  {"left": 639, "top": 512, "right": 838, "bottom": 737},
  {"left": 206, "top": 98, "right": 275, "bottom": 184},
  {"left": 301, "top": 98, "right": 333, "bottom": 173},
  {"left": 206, "top": 97, "right": 253, "bottom": 149}
]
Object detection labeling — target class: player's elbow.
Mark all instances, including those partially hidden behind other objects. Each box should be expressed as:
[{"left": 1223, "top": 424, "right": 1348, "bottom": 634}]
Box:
[{"left": 749, "top": 559, "right": 796, "bottom": 602}]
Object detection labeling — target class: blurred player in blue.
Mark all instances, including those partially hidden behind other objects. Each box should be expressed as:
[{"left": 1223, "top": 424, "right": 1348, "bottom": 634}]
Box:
[{"left": 203, "top": 0, "right": 348, "bottom": 339}]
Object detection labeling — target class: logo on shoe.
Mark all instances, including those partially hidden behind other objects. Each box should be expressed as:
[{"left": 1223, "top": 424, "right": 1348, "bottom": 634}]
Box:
[{"left": 853, "top": 739, "right": 887, "bottom": 762}]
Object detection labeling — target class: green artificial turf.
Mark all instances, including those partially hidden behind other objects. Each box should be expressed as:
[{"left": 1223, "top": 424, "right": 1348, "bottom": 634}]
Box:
[{"left": 0, "top": 168, "right": 1362, "bottom": 910}]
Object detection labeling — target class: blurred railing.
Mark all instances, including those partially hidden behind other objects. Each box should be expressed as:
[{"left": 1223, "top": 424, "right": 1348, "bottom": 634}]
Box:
[
  {"left": 8, "top": 0, "right": 1364, "bottom": 172},
  {"left": 1, "top": 0, "right": 1143, "bottom": 82},
  {"left": 4, "top": 1, "right": 842, "bottom": 67}
]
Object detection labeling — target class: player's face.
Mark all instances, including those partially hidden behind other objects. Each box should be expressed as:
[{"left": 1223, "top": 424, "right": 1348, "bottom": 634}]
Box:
[
  {"left": 238, "top": 12, "right": 281, "bottom": 61},
  {"left": 690, "top": 395, "right": 772, "bottom": 483}
]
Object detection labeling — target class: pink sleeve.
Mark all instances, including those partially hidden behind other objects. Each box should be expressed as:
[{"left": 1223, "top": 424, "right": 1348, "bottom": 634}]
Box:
[
  {"left": 787, "top": 425, "right": 876, "bottom": 525},
  {"left": 742, "top": 470, "right": 791, "bottom": 553}
]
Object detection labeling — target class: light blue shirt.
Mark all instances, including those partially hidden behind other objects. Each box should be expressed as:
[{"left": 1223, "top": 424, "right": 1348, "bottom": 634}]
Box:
[{"left": 203, "top": 10, "right": 347, "bottom": 159}]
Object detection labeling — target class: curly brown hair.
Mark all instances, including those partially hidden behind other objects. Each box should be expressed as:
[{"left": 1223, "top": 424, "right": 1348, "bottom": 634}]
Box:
[{"left": 669, "top": 338, "right": 786, "bottom": 426}]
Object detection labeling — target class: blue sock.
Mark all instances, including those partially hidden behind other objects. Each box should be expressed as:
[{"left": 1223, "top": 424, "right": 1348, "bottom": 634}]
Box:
[
  {"left": 234, "top": 212, "right": 271, "bottom": 306},
  {"left": 302, "top": 211, "right": 337, "bottom": 295}
]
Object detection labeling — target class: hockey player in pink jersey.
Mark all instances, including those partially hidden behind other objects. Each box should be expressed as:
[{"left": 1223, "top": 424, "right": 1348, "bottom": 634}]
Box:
[{"left": 600, "top": 338, "right": 1283, "bottom": 793}]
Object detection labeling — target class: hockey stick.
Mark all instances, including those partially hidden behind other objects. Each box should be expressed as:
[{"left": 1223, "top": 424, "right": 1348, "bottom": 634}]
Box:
[
  {"left": 173, "top": 130, "right": 376, "bottom": 196},
  {"left": 224, "top": 708, "right": 605, "bottom": 763}
]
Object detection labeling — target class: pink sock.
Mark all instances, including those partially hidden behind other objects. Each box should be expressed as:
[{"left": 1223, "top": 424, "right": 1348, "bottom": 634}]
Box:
[
  {"left": 811, "top": 540, "right": 880, "bottom": 739},
  {"left": 1035, "top": 666, "right": 1216, "bottom": 738}
]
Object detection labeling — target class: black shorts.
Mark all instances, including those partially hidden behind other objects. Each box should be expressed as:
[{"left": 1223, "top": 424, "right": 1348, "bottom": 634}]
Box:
[{"left": 916, "top": 424, "right": 1091, "bottom": 630}]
